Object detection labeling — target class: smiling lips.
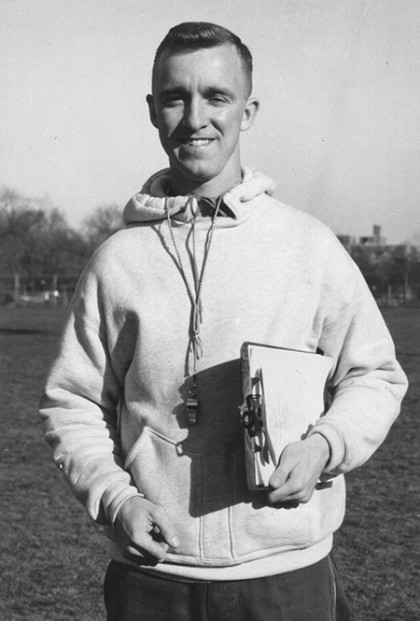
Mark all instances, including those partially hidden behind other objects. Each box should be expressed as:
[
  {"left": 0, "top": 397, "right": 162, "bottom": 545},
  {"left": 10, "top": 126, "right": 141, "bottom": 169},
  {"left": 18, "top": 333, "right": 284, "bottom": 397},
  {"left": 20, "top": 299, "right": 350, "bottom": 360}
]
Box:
[{"left": 180, "top": 138, "right": 215, "bottom": 147}]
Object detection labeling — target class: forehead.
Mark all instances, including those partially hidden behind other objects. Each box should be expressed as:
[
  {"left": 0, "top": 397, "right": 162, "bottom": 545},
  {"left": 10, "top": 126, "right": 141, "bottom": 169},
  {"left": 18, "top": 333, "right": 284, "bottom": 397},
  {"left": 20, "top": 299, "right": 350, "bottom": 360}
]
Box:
[{"left": 153, "top": 44, "right": 248, "bottom": 97}]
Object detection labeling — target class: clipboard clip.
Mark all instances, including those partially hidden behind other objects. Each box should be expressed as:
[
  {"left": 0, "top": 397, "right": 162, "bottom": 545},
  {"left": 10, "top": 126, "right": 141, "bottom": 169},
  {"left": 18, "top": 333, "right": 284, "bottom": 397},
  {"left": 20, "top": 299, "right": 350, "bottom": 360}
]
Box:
[{"left": 241, "top": 393, "right": 264, "bottom": 439}]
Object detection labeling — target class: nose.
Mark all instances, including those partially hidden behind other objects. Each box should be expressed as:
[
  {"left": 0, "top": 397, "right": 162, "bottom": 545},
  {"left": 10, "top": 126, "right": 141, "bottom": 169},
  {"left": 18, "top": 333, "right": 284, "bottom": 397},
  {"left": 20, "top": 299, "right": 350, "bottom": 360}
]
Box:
[{"left": 182, "top": 97, "right": 207, "bottom": 131}]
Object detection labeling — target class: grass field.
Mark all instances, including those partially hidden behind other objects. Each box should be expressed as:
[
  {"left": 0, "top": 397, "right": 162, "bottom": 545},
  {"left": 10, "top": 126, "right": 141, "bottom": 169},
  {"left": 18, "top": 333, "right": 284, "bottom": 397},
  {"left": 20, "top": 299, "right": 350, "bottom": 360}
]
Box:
[{"left": 0, "top": 306, "right": 419, "bottom": 620}]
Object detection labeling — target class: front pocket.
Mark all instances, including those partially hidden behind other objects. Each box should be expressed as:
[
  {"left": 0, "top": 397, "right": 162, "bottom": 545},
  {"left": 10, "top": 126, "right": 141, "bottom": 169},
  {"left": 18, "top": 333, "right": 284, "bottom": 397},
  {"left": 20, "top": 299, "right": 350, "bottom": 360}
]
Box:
[
  {"left": 230, "top": 451, "right": 345, "bottom": 560},
  {"left": 124, "top": 427, "right": 203, "bottom": 558},
  {"left": 230, "top": 448, "right": 316, "bottom": 558}
]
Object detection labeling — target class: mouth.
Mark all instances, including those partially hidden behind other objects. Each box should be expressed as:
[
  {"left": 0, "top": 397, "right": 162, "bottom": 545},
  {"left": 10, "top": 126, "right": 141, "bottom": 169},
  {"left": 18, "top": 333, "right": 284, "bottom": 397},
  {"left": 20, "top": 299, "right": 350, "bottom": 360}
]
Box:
[{"left": 180, "top": 138, "right": 215, "bottom": 147}]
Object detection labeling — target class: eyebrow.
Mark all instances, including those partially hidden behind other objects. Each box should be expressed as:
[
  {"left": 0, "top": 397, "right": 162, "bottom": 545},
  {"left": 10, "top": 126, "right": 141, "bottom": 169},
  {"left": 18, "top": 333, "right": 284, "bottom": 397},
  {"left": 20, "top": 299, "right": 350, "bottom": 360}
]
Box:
[
  {"left": 204, "top": 86, "right": 236, "bottom": 99},
  {"left": 157, "top": 87, "right": 185, "bottom": 100}
]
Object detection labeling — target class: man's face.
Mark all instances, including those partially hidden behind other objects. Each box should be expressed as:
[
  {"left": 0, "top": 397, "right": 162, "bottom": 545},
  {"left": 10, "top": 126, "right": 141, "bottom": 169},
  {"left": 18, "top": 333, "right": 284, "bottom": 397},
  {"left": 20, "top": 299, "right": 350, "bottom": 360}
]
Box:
[{"left": 147, "top": 44, "right": 259, "bottom": 195}]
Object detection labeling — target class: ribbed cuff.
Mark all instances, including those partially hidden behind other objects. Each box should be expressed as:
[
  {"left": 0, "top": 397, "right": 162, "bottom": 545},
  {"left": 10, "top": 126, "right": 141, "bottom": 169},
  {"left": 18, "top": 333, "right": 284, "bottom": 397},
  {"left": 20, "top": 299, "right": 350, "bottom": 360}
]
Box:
[
  {"left": 308, "top": 424, "right": 346, "bottom": 473},
  {"left": 101, "top": 483, "right": 144, "bottom": 525}
]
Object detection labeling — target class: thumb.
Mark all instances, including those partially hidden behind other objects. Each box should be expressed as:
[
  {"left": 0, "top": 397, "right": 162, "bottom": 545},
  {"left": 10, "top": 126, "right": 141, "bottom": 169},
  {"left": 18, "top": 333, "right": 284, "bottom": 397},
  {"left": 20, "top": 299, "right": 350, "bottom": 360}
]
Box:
[
  {"left": 268, "top": 462, "right": 289, "bottom": 490},
  {"left": 268, "top": 448, "right": 296, "bottom": 490},
  {"left": 152, "top": 510, "right": 180, "bottom": 548}
]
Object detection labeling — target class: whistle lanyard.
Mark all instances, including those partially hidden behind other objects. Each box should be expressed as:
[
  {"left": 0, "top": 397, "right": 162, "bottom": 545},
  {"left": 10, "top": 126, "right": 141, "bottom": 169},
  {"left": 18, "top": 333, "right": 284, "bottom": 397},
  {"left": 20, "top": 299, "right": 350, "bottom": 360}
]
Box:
[{"left": 165, "top": 195, "right": 223, "bottom": 424}]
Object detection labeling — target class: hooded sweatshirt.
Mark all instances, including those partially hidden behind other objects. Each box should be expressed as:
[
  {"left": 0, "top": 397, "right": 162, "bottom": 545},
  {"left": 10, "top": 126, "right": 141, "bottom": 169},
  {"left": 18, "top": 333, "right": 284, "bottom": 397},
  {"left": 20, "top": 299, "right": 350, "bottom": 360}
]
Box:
[{"left": 40, "top": 168, "right": 407, "bottom": 581}]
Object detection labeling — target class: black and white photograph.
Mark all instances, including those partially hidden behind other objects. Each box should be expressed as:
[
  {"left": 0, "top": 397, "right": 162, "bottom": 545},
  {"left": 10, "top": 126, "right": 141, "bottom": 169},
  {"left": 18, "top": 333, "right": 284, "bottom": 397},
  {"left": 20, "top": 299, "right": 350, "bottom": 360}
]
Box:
[{"left": 1, "top": 1, "right": 419, "bottom": 620}]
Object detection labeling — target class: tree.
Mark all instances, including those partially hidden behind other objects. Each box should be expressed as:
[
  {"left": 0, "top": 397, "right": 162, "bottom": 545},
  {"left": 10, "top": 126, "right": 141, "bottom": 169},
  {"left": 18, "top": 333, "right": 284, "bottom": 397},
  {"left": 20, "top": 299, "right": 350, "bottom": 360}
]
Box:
[
  {"left": 0, "top": 187, "right": 45, "bottom": 300},
  {"left": 32, "top": 208, "right": 90, "bottom": 288},
  {"left": 81, "top": 203, "right": 123, "bottom": 251},
  {"left": 0, "top": 187, "right": 89, "bottom": 302},
  {"left": 405, "top": 231, "right": 420, "bottom": 250}
]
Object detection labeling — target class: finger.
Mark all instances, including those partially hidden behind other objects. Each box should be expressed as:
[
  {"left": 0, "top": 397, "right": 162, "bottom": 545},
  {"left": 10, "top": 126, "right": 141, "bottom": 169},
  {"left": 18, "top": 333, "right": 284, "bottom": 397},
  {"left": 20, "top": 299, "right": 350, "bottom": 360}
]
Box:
[
  {"left": 268, "top": 445, "right": 301, "bottom": 490},
  {"left": 123, "top": 533, "right": 169, "bottom": 564},
  {"left": 267, "top": 467, "right": 311, "bottom": 502},
  {"left": 268, "top": 487, "right": 312, "bottom": 505},
  {"left": 139, "top": 537, "right": 169, "bottom": 563},
  {"left": 123, "top": 542, "right": 166, "bottom": 566},
  {"left": 267, "top": 481, "right": 299, "bottom": 504},
  {"left": 268, "top": 464, "right": 291, "bottom": 491},
  {"left": 268, "top": 476, "right": 318, "bottom": 504},
  {"left": 151, "top": 510, "right": 179, "bottom": 548}
]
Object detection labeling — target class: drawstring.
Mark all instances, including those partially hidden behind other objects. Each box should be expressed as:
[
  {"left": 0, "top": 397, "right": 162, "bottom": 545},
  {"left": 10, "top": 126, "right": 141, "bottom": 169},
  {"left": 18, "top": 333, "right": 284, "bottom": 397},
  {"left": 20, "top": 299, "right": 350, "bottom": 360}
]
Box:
[{"left": 166, "top": 194, "right": 223, "bottom": 423}]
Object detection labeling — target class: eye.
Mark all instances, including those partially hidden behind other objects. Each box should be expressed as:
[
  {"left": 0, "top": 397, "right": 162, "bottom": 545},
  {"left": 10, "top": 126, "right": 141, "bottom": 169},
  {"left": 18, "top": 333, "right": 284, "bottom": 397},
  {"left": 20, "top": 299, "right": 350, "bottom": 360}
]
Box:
[
  {"left": 164, "top": 96, "right": 183, "bottom": 107},
  {"left": 160, "top": 92, "right": 185, "bottom": 107},
  {"left": 208, "top": 95, "right": 228, "bottom": 105}
]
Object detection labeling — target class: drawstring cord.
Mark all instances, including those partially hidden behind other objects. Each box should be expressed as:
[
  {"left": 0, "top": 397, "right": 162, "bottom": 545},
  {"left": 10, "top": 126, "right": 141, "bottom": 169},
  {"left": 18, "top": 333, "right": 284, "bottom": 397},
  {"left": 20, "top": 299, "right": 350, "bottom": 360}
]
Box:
[{"left": 165, "top": 194, "right": 223, "bottom": 423}]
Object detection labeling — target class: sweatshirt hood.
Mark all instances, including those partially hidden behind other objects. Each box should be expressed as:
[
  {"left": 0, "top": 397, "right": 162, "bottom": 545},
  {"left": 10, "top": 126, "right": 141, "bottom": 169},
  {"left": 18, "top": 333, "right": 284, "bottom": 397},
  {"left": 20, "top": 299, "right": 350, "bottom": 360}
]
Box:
[{"left": 123, "top": 167, "right": 276, "bottom": 226}]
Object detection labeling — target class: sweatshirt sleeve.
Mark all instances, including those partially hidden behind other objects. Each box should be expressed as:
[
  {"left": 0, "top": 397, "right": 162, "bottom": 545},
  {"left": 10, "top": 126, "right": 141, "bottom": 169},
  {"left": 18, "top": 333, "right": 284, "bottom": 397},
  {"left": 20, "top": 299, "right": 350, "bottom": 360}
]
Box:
[
  {"left": 309, "top": 250, "right": 408, "bottom": 475},
  {"left": 39, "top": 270, "right": 142, "bottom": 526}
]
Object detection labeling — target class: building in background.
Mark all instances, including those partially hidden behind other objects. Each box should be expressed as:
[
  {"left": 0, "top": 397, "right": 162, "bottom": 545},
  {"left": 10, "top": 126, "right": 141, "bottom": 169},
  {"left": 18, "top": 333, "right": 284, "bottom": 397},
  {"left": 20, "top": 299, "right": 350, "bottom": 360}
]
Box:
[{"left": 337, "top": 226, "right": 420, "bottom": 306}]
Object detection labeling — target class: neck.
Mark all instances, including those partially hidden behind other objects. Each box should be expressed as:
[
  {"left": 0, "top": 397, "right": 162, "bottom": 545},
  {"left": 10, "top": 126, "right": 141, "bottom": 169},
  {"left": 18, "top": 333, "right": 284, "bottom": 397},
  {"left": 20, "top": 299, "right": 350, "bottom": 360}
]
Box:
[{"left": 168, "top": 164, "right": 243, "bottom": 198}]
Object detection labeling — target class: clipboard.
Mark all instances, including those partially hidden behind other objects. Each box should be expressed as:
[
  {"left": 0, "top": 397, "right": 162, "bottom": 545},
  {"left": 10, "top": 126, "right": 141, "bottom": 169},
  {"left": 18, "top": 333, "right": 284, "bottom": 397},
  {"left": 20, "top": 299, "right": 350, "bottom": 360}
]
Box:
[{"left": 240, "top": 342, "right": 334, "bottom": 490}]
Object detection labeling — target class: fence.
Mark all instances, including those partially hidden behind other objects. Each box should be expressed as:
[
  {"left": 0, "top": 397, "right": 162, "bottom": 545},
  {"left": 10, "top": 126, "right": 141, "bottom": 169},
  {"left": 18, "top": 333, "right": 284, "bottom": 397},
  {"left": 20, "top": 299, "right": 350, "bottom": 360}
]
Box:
[
  {"left": 371, "top": 284, "right": 420, "bottom": 307},
  {"left": 1, "top": 276, "right": 419, "bottom": 308},
  {"left": 0, "top": 275, "right": 78, "bottom": 307}
]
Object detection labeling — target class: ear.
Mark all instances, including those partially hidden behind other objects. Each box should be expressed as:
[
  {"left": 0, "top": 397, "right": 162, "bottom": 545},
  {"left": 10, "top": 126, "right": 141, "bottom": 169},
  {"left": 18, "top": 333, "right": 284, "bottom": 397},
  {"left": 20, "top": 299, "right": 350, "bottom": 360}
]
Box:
[
  {"left": 146, "top": 94, "right": 158, "bottom": 128},
  {"left": 240, "top": 97, "right": 260, "bottom": 132}
]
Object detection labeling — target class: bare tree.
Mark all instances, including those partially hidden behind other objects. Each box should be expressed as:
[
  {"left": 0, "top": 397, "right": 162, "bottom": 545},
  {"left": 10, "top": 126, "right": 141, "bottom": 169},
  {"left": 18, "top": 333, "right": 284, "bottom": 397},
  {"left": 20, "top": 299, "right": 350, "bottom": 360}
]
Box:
[
  {"left": 81, "top": 203, "right": 123, "bottom": 250},
  {"left": 0, "top": 187, "right": 89, "bottom": 302}
]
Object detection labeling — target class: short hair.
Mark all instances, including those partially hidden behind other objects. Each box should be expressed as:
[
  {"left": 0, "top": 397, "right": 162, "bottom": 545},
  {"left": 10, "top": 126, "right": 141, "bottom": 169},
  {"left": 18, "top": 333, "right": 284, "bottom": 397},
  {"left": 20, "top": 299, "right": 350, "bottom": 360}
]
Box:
[{"left": 152, "top": 22, "right": 253, "bottom": 96}]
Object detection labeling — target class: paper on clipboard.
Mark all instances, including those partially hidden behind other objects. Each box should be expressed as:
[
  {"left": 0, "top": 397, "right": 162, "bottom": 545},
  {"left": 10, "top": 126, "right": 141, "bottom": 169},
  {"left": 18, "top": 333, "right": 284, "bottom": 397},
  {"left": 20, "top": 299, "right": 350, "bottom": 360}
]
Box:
[{"left": 240, "top": 342, "right": 334, "bottom": 490}]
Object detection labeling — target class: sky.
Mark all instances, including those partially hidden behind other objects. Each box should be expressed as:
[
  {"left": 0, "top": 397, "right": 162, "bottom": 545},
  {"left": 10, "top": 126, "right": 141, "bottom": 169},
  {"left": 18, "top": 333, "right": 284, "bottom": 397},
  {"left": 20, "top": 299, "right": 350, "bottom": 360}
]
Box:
[{"left": 1, "top": 0, "right": 419, "bottom": 243}]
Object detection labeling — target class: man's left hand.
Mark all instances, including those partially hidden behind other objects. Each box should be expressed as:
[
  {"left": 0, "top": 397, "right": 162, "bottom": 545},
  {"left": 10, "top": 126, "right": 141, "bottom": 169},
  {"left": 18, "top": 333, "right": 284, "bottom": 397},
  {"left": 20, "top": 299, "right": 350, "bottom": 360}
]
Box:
[{"left": 267, "top": 434, "right": 330, "bottom": 505}]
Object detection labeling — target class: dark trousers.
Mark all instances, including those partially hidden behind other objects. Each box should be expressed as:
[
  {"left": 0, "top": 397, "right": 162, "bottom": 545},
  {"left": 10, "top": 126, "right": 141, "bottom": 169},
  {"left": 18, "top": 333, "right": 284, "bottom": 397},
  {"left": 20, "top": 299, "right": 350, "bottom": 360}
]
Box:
[{"left": 104, "top": 555, "right": 351, "bottom": 621}]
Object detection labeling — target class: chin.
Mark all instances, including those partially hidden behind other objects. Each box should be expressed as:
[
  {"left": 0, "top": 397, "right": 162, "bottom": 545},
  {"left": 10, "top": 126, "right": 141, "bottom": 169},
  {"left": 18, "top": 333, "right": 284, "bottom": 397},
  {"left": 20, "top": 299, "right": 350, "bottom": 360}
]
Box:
[{"left": 174, "top": 163, "right": 219, "bottom": 185}]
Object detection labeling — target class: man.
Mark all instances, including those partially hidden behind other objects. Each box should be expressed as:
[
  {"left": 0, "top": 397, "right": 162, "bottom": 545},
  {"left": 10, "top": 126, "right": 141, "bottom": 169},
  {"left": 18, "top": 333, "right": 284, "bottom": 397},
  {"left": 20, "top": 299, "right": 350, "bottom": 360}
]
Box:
[{"left": 40, "top": 22, "right": 407, "bottom": 621}]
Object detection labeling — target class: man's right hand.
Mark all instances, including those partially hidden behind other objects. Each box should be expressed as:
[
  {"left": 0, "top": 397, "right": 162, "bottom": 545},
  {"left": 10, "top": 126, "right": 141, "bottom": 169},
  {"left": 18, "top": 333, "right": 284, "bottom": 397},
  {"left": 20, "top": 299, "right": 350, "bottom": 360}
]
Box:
[{"left": 114, "top": 496, "right": 179, "bottom": 565}]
